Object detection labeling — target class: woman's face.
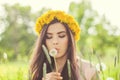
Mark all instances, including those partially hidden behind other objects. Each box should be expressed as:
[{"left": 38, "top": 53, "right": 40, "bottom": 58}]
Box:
[{"left": 45, "top": 22, "right": 68, "bottom": 58}]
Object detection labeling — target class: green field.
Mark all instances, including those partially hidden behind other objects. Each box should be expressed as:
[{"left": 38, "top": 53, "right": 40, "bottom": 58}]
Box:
[
  {"left": 0, "top": 60, "right": 120, "bottom": 80},
  {"left": 0, "top": 61, "right": 29, "bottom": 80}
]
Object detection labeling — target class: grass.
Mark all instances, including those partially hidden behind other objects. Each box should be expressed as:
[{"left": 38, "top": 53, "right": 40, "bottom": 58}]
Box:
[
  {"left": 0, "top": 61, "right": 29, "bottom": 80},
  {"left": 0, "top": 55, "right": 120, "bottom": 80},
  {"left": 100, "top": 63, "right": 120, "bottom": 80}
]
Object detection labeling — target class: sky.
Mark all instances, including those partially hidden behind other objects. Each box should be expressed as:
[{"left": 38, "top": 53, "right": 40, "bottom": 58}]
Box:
[{"left": 0, "top": 0, "right": 120, "bottom": 34}]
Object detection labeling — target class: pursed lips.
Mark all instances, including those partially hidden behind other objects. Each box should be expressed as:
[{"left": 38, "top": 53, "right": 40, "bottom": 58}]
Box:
[{"left": 55, "top": 48, "right": 59, "bottom": 53}]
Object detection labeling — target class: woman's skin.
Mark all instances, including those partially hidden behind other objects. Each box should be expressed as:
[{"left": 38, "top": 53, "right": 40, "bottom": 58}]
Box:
[
  {"left": 31, "top": 11, "right": 100, "bottom": 80},
  {"left": 44, "top": 22, "right": 69, "bottom": 80},
  {"left": 46, "top": 22, "right": 68, "bottom": 59},
  {"left": 44, "top": 22, "right": 99, "bottom": 80}
]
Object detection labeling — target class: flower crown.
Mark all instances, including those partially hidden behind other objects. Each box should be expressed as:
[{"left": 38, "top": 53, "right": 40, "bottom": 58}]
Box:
[{"left": 35, "top": 10, "right": 81, "bottom": 41}]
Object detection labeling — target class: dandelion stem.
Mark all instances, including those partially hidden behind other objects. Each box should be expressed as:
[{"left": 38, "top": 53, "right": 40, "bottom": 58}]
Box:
[
  {"left": 96, "top": 54, "right": 105, "bottom": 80},
  {"left": 54, "top": 57, "right": 58, "bottom": 72},
  {"left": 42, "top": 45, "right": 53, "bottom": 70},
  {"left": 89, "top": 47, "right": 94, "bottom": 67},
  {"left": 67, "top": 59, "right": 71, "bottom": 80},
  {"left": 117, "top": 44, "right": 120, "bottom": 63},
  {"left": 43, "top": 63, "right": 46, "bottom": 80},
  {"left": 114, "top": 56, "right": 117, "bottom": 67}
]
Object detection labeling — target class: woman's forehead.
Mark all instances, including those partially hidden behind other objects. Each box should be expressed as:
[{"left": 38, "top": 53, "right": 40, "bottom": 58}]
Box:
[{"left": 47, "top": 23, "right": 67, "bottom": 33}]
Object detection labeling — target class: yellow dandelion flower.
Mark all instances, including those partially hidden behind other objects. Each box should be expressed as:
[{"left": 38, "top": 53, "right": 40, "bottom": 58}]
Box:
[{"left": 35, "top": 10, "right": 81, "bottom": 41}]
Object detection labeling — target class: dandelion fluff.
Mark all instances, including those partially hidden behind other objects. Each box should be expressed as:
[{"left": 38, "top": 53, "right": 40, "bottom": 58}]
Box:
[{"left": 49, "top": 48, "right": 57, "bottom": 57}]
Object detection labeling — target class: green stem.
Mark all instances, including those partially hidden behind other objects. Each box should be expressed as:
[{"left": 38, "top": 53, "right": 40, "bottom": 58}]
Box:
[
  {"left": 42, "top": 45, "right": 53, "bottom": 70},
  {"left": 67, "top": 59, "right": 71, "bottom": 80},
  {"left": 43, "top": 63, "right": 46, "bottom": 79}
]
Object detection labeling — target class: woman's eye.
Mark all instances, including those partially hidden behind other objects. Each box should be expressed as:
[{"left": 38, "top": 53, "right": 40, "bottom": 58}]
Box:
[
  {"left": 46, "top": 35, "right": 52, "bottom": 39},
  {"left": 59, "top": 35, "right": 65, "bottom": 38}
]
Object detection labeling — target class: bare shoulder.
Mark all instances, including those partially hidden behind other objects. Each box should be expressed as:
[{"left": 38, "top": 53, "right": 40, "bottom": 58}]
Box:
[
  {"left": 77, "top": 57, "right": 95, "bottom": 70},
  {"left": 81, "top": 59, "right": 95, "bottom": 69},
  {"left": 78, "top": 58, "right": 99, "bottom": 80}
]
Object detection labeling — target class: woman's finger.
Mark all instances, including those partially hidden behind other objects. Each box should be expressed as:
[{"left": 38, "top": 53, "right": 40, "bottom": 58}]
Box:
[{"left": 44, "top": 72, "right": 63, "bottom": 80}]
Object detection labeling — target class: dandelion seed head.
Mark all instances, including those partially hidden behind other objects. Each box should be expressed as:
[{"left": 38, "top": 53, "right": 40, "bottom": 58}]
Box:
[
  {"left": 49, "top": 49, "right": 57, "bottom": 57},
  {"left": 3, "top": 52, "right": 7, "bottom": 59},
  {"left": 106, "top": 77, "right": 114, "bottom": 80},
  {"left": 96, "top": 62, "right": 106, "bottom": 72}
]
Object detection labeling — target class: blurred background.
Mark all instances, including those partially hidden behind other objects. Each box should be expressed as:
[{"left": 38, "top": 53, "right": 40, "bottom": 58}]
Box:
[{"left": 0, "top": 0, "right": 120, "bottom": 80}]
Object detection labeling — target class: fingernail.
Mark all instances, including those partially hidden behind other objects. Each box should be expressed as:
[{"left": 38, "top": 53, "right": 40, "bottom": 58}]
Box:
[{"left": 60, "top": 77, "right": 63, "bottom": 79}]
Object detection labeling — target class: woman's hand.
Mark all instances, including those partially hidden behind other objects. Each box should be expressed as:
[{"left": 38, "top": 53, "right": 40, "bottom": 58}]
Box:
[{"left": 42, "top": 72, "right": 63, "bottom": 80}]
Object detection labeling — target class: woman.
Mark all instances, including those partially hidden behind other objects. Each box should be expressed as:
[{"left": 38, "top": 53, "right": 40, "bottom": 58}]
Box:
[{"left": 30, "top": 10, "right": 99, "bottom": 80}]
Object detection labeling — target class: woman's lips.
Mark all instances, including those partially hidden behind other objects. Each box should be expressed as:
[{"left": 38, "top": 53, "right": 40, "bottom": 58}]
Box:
[{"left": 55, "top": 48, "right": 59, "bottom": 53}]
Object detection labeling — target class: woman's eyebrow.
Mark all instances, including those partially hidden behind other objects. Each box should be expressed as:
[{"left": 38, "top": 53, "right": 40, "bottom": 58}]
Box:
[
  {"left": 46, "top": 33, "right": 52, "bottom": 35},
  {"left": 57, "top": 31, "right": 66, "bottom": 34},
  {"left": 46, "top": 31, "right": 66, "bottom": 35}
]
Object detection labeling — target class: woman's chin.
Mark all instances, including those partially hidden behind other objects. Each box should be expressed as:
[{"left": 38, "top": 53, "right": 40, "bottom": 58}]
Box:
[{"left": 54, "top": 55, "right": 61, "bottom": 58}]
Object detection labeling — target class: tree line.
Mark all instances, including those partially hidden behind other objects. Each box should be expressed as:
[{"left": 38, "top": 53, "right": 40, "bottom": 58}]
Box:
[{"left": 0, "top": 1, "right": 120, "bottom": 61}]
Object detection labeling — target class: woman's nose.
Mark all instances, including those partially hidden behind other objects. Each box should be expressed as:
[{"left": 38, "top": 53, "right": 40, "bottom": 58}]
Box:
[{"left": 52, "top": 37, "right": 58, "bottom": 45}]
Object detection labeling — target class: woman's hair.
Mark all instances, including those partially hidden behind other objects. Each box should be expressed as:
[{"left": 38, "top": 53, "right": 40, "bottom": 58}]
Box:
[{"left": 30, "top": 18, "right": 80, "bottom": 80}]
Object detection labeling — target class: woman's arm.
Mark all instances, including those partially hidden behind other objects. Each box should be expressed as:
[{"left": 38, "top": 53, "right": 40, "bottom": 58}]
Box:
[{"left": 91, "top": 71, "right": 100, "bottom": 80}]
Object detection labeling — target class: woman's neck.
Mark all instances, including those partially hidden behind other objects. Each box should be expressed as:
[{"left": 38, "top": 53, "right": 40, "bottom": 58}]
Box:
[{"left": 55, "top": 54, "right": 67, "bottom": 73}]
